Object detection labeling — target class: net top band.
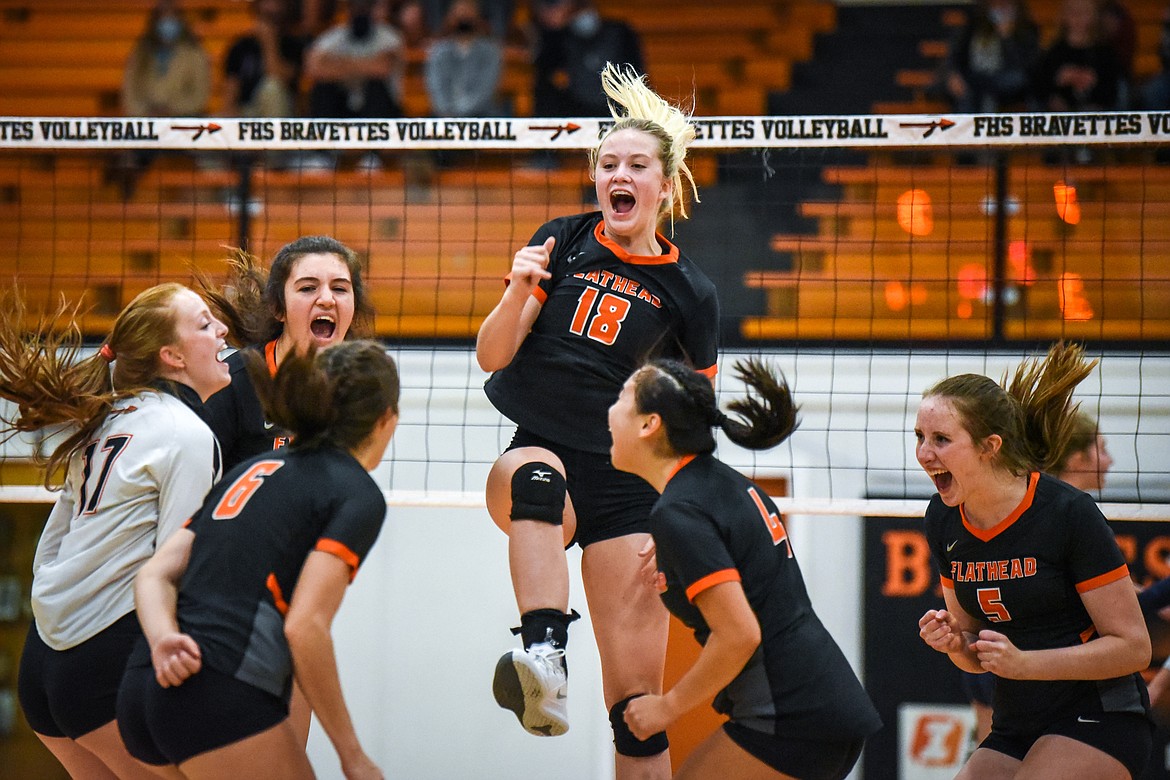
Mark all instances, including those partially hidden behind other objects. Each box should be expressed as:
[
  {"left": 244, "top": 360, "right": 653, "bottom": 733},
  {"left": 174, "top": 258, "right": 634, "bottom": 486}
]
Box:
[{"left": 2, "top": 112, "right": 1167, "bottom": 151}]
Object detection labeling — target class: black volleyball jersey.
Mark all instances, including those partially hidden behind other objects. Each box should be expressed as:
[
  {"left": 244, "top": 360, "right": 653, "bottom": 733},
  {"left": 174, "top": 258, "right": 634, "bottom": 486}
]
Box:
[
  {"left": 485, "top": 213, "right": 720, "bottom": 454},
  {"left": 175, "top": 446, "right": 386, "bottom": 700},
  {"left": 925, "top": 471, "right": 1148, "bottom": 733},
  {"left": 651, "top": 454, "right": 882, "bottom": 741},
  {"left": 203, "top": 341, "right": 292, "bottom": 471}
]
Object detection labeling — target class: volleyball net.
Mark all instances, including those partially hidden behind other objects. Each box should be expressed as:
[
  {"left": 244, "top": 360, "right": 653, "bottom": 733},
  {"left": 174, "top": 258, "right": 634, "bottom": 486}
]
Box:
[{"left": 1, "top": 111, "right": 1168, "bottom": 519}]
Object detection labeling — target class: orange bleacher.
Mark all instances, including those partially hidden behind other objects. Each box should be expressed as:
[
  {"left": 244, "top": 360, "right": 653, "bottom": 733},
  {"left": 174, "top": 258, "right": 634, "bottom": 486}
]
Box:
[{"left": 0, "top": 0, "right": 835, "bottom": 340}]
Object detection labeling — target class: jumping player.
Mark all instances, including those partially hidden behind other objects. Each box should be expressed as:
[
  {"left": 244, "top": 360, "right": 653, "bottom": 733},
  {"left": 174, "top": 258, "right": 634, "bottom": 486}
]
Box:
[
  {"left": 116, "top": 340, "right": 398, "bottom": 780},
  {"left": 477, "top": 63, "right": 718, "bottom": 776},
  {"left": 916, "top": 342, "right": 1152, "bottom": 779},
  {"left": 609, "top": 358, "right": 882, "bottom": 779},
  {"left": 199, "top": 235, "right": 373, "bottom": 471},
  {"left": 0, "top": 283, "right": 229, "bottom": 779}
]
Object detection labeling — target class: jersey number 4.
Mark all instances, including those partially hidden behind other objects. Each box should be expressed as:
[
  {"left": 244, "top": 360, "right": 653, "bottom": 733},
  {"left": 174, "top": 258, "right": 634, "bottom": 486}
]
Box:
[
  {"left": 212, "top": 461, "right": 284, "bottom": 519},
  {"left": 977, "top": 587, "right": 1012, "bottom": 622},
  {"left": 748, "top": 486, "right": 793, "bottom": 558},
  {"left": 570, "top": 286, "right": 630, "bottom": 346},
  {"left": 78, "top": 434, "right": 132, "bottom": 515}
]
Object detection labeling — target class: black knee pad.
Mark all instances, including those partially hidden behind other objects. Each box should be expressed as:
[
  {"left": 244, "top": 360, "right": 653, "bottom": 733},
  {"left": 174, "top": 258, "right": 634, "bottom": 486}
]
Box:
[
  {"left": 609, "top": 695, "right": 669, "bottom": 758},
  {"left": 510, "top": 462, "right": 566, "bottom": 525}
]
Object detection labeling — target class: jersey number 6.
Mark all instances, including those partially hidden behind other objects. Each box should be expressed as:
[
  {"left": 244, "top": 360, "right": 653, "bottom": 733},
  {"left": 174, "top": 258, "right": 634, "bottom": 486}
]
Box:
[
  {"left": 212, "top": 460, "right": 284, "bottom": 520},
  {"left": 570, "top": 286, "right": 630, "bottom": 346}
]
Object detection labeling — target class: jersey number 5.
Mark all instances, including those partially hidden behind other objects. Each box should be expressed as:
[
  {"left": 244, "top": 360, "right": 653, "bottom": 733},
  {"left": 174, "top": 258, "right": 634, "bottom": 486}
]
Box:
[
  {"left": 570, "top": 286, "right": 630, "bottom": 346},
  {"left": 977, "top": 587, "right": 1012, "bottom": 622},
  {"left": 78, "top": 434, "right": 132, "bottom": 515},
  {"left": 748, "top": 486, "right": 793, "bottom": 558},
  {"left": 212, "top": 461, "right": 284, "bottom": 519}
]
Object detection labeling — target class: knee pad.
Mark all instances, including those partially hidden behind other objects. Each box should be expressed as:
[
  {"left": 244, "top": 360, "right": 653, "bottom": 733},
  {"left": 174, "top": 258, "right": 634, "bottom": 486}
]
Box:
[
  {"left": 510, "top": 462, "right": 566, "bottom": 525},
  {"left": 609, "top": 695, "right": 669, "bottom": 758}
]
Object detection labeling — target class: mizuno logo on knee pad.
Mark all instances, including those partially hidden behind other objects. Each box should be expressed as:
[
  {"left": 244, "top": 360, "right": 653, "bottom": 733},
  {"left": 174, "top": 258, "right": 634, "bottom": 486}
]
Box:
[{"left": 531, "top": 469, "right": 552, "bottom": 482}]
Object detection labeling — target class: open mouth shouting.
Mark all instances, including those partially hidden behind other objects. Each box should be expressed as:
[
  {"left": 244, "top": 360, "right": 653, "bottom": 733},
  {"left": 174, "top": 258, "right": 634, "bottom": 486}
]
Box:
[
  {"left": 310, "top": 314, "right": 337, "bottom": 342},
  {"left": 610, "top": 188, "right": 636, "bottom": 216},
  {"left": 926, "top": 469, "right": 953, "bottom": 494}
]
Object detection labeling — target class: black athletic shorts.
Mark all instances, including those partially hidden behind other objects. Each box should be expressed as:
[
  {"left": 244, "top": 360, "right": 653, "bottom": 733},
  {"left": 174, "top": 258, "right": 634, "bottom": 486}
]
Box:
[
  {"left": 960, "top": 670, "right": 996, "bottom": 706},
  {"left": 980, "top": 711, "right": 1153, "bottom": 780},
  {"left": 18, "top": 612, "right": 142, "bottom": 739},
  {"left": 117, "top": 657, "right": 287, "bottom": 766},
  {"left": 724, "top": 721, "right": 865, "bottom": 780},
  {"left": 506, "top": 428, "right": 658, "bottom": 548}
]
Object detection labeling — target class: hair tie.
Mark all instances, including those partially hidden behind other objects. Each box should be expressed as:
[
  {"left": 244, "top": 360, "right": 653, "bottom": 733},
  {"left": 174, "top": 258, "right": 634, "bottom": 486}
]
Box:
[
  {"left": 99, "top": 343, "right": 116, "bottom": 362},
  {"left": 711, "top": 409, "right": 728, "bottom": 428}
]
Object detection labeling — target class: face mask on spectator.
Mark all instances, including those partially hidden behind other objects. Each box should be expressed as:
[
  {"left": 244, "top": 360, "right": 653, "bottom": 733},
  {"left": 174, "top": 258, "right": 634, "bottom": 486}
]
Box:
[
  {"left": 351, "top": 13, "right": 373, "bottom": 40},
  {"left": 156, "top": 15, "right": 182, "bottom": 44},
  {"left": 570, "top": 9, "right": 601, "bottom": 37},
  {"left": 988, "top": 6, "right": 1016, "bottom": 29}
]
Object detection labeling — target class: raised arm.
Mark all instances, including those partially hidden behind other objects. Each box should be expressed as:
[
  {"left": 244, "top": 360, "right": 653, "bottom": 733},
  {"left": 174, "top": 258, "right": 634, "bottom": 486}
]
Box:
[
  {"left": 284, "top": 550, "right": 382, "bottom": 780},
  {"left": 475, "top": 236, "right": 553, "bottom": 372}
]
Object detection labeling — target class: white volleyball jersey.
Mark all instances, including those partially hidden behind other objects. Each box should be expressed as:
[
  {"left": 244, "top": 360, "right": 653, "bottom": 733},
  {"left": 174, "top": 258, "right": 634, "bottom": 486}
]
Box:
[{"left": 31, "top": 387, "right": 221, "bottom": 650}]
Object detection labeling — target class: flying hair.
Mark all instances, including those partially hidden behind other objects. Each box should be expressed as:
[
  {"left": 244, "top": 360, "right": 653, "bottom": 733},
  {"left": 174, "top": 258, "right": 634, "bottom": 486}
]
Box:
[{"left": 594, "top": 62, "right": 699, "bottom": 228}]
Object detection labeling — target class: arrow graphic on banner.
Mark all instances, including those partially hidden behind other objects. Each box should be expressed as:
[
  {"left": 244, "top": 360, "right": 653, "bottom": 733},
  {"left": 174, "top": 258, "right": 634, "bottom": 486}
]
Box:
[
  {"left": 898, "top": 118, "right": 956, "bottom": 138},
  {"left": 528, "top": 122, "right": 581, "bottom": 141},
  {"left": 170, "top": 122, "right": 223, "bottom": 141}
]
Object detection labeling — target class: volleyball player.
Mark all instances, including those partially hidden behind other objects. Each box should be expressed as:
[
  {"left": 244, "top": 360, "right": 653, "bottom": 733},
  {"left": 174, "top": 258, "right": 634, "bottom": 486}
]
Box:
[
  {"left": 477, "top": 62, "right": 718, "bottom": 776},
  {"left": 916, "top": 343, "right": 1152, "bottom": 779},
  {"left": 199, "top": 235, "right": 373, "bottom": 471},
  {"left": 0, "top": 283, "right": 229, "bottom": 779},
  {"left": 197, "top": 236, "right": 372, "bottom": 744},
  {"left": 959, "top": 405, "right": 1117, "bottom": 745},
  {"left": 116, "top": 340, "right": 397, "bottom": 780},
  {"left": 608, "top": 358, "right": 882, "bottom": 780}
]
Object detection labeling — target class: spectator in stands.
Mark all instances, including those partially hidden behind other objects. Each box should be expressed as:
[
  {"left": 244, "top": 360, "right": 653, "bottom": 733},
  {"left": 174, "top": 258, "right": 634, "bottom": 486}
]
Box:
[
  {"left": 222, "top": 0, "right": 307, "bottom": 118},
  {"left": 418, "top": 1, "right": 514, "bottom": 39},
  {"left": 114, "top": 0, "right": 211, "bottom": 195},
  {"left": 1139, "top": 6, "right": 1170, "bottom": 109},
  {"left": 425, "top": 0, "right": 504, "bottom": 117},
  {"left": 305, "top": 0, "right": 405, "bottom": 120},
  {"left": 941, "top": 0, "right": 1040, "bottom": 113},
  {"left": 1031, "top": 0, "right": 1127, "bottom": 112},
  {"left": 122, "top": 0, "right": 211, "bottom": 118},
  {"left": 530, "top": 0, "right": 645, "bottom": 117},
  {"left": 289, "top": 0, "right": 338, "bottom": 36},
  {"left": 1101, "top": 0, "right": 1137, "bottom": 78},
  {"left": 393, "top": 0, "right": 433, "bottom": 49}
]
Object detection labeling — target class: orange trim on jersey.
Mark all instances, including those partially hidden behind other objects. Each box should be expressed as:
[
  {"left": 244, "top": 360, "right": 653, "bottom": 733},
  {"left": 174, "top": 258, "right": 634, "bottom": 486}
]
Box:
[
  {"left": 1079, "top": 625, "right": 1097, "bottom": 643},
  {"left": 665, "top": 454, "right": 696, "bottom": 486},
  {"left": 594, "top": 221, "right": 679, "bottom": 265},
  {"left": 940, "top": 575, "right": 955, "bottom": 590},
  {"left": 531, "top": 285, "right": 548, "bottom": 305},
  {"left": 316, "top": 538, "right": 362, "bottom": 582},
  {"left": 697, "top": 364, "right": 718, "bottom": 378},
  {"left": 1076, "top": 563, "right": 1130, "bottom": 594},
  {"left": 264, "top": 340, "right": 279, "bottom": 377},
  {"left": 182, "top": 516, "right": 194, "bottom": 528},
  {"left": 266, "top": 573, "right": 289, "bottom": 616},
  {"left": 960, "top": 472, "right": 1039, "bottom": 541},
  {"left": 686, "top": 568, "right": 741, "bottom": 602}
]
